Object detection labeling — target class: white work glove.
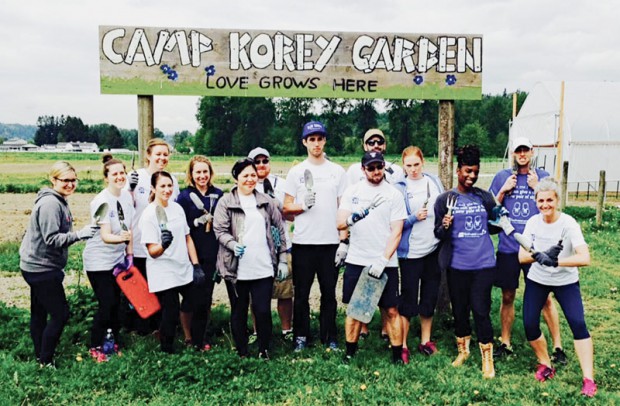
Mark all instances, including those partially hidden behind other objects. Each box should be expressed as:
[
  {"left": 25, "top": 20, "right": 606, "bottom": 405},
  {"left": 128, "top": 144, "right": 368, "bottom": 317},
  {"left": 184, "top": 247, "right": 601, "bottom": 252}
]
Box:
[
  {"left": 368, "top": 256, "right": 389, "bottom": 279},
  {"left": 233, "top": 242, "right": 246, "bottom": 257},
  {"left": 301, "top": 191, "right": 316, "bottom": 211},
  {"left": 276, "top": 261, "right": 289, "bottom": 282},
  {"left": 193, "top": 213, "right": 213, "bottom": 227},
  {"left": 128, "top": 171, "right": 139, "bottom": 191},
  {"left": 77, "top": 224, "right": 99, "bottom": 240},
  {"left": 334, "top": 242, "right": 348, "bottom": 268}
]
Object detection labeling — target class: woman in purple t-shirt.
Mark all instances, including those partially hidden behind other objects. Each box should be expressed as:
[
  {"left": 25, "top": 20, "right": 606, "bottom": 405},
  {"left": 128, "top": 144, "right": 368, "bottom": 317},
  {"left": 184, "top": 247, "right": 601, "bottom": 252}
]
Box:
[{"left": 434, "top": 145, "right": 501, "bottom": 379}]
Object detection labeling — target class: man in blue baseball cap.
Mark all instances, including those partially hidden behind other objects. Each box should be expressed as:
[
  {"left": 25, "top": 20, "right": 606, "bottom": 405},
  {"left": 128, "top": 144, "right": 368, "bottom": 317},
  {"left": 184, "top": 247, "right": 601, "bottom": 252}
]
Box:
[{"left": 283, "top": 121, "right": 347, "bottom": 352}]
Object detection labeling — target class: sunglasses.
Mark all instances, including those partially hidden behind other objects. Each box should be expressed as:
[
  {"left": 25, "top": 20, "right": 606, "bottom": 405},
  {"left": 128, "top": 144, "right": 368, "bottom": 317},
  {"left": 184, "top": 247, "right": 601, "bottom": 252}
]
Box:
[
  {"left": 55, "top": 177, "right": 79, "bottom": 184},
  {"left": 366, "top": 139, "right": 385, "bottom": 146},
  {"left": 364, "top": 163, "right": 385, "bottom": 172},
  {"left": 254, "top": 158, "right": 270, "bottom": 165}
]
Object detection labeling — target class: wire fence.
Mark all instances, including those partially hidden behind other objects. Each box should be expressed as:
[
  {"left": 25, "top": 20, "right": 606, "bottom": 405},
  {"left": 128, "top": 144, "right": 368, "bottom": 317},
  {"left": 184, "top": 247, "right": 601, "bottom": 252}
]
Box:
[{"left": 569, "top": 180, "right": 620, "bottom": 201}]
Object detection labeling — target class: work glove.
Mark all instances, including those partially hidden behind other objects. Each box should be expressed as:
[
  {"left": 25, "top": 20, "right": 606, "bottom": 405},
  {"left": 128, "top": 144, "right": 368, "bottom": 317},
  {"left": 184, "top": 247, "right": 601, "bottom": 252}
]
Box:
[
  {"left": 368, "top": 256, "right": 389, "bottom": 279},
  {"left": 233, "top": 242, "right": 246, "bottom": 257},
  {"left": 120, "top": 254, "right": 133, "bottom": 270},
  {"left": 193, "top": 213, "right": 213, "bottom": 227},
  {"left": 543, "top": 241, "right": 564, "bottom": 262},
  {"left": 276, "top": 262, "right": 289, "bottom": 282},
  {"left": 193, "top": 264, "right": 206, "bottom": 286},
  {"left": 161, "top": 229, "right": 173, "bottom": 250},
  {"left": 488, "top": 213, "right": 515, "bottom": 235},
  {"left": 334, "top": 242, "right": 348, "bottom": 268},
  {"left": 532, "top": 251, "right": 558, "bottom": 267},
  {"left": 77, "top": 224, "right": 99, "bottom": 240},
  {"left": 301, "top": 191, "right": 316, "bottom": 211},
  {"left": 212, "top": 269, "right": 222, "bottom": 284},
  {"left": 491, "top": 205, "right": 509, "bottom": 221},
  {"left": 346, "top": 194, "right": 387, "bottom": 226},
  {"left": 128, "top": 171, "right": 139, "bottom": 191}
]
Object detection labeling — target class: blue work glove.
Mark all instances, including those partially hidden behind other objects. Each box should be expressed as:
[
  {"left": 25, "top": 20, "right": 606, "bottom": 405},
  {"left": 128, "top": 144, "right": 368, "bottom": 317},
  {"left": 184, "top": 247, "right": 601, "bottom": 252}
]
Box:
[
  {"left": 233, "top": 242, "right": 246, "bottom": 257},
  {"left": 491, "top": 205, "right": 509, "bottom": 221},
  {"left": 161, "top": 230, "right": 173, "bottom": 250},
  {"left": 193, "top": 264, "right": 206, "bottom": 285}
]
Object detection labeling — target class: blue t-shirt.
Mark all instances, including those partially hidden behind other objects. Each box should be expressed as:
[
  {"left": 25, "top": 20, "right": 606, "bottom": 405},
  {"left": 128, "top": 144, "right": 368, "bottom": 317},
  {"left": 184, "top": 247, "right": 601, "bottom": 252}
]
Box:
[
  {"left": 450, "top": 192, "right": 496, "bottom": 271},
  {"left": 489, "top": 168, "right": 549, "bottom": 254}
]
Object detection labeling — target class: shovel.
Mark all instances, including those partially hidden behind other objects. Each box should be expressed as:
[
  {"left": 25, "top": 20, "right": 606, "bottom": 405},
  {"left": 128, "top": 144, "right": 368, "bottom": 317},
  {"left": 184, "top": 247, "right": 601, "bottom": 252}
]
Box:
[
  {"left": 155, "top": 205, "right": 168, "bottom": 231},
  {"left": 116, "top": 201, "right": 128, "bottom": 232},
  {"left": 304, "top": 169, "right": 313, "bottom": 192},
  {"left": 93, "top": 202, "right": 109, "bottom": 226}
]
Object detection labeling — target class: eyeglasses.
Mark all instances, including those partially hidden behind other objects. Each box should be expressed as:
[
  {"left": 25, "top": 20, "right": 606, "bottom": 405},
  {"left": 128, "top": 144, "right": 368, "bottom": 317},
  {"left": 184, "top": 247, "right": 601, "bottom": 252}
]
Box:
[
  {"left": 364, "top": 163, "right": 385, "bottom": 172},
  {"left": 55, "top": 177, "right": 78, "bottom": 184},
  {"left": 366, "top": 139, "right": 385, "bottom": 146},
  {"left": 254, "top": 158, "right": 270, "bottom": 165}
]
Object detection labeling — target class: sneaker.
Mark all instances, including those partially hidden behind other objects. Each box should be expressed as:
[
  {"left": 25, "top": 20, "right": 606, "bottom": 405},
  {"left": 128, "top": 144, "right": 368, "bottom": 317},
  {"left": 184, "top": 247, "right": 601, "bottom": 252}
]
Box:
[
  {"left": 294, "top": 336, "right": 307, "bottom": 352},
  {"left": 581, "top": 378, "right": 597, "bottom": 397},
  {"left": 359, "top": 332, "right": 369, "bottom": 340},
  {"left": 281, "top": 331, "right": 294, "bottom": 342},
  {"left": 184, "top": 338, "right": 192, "bottom": 348},
  {"left": 380, "top": 332, "right": 389, "bottom": 342},
  {"left": 343, "top": 354, "right": 353, "bottom": 364},
  {"left": 39, "top": 361, "right": 56, "bottom": 370},
  {"left": 258, "top": 350, "right": 270, "bottom": 361},
  {"left": 493, "top": 342, "right": 514, "bottom": 358},
  {"left": 327, "top": 341, "right": 339, "bottom": 351},
  {"left": 535, "top": 364, "right": 556, "bottom": 382},
  {"left": 201, "top": 343, "right": 212, "bottom": 352},
  {"left": 551, "top": 347, "right": 568, "bottom": 365},
  {"left": 401, "top": 348, "right": 410, "bottom": 364},
  {"left": 248, "top": 333, "right": 258, "bottom": 345},
  {"left": 418, "top": 341, "right": 438, "bottom": 356}
]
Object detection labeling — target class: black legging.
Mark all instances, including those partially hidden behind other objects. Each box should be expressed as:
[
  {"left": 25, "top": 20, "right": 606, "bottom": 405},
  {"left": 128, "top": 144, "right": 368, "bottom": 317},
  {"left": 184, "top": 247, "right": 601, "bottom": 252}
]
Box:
[
  {"left": 155, "top": 282, "right": 195, "bottom": 353},
  {"left": 87, "top": 270, "right": 121, "bottom": 348},
  {"left": 25, "top": 272, "right": 70, "bottom": 364},
  {"left": 227, "top": 277, "right": 273, "bottom": 356}
]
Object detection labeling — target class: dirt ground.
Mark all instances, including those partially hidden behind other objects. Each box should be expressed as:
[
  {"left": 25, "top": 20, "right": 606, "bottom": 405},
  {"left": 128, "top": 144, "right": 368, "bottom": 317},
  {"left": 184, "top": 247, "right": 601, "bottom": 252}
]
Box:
[{"left": 0, "top": 193, "right": 343, "bottom": 310}]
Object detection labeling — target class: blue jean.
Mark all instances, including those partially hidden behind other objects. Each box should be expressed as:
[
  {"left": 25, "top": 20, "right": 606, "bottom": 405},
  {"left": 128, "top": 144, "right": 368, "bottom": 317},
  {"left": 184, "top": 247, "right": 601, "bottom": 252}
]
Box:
[{"left": 523, "top": 278, "right": 590, "bottom": 341}]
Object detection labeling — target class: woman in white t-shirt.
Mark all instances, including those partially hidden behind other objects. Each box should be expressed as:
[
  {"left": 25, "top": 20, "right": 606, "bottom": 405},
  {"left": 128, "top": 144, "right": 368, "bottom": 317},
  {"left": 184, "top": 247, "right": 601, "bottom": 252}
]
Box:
[
  {"left": 519, "top": 178, "right": 596, "bottom": 397},
  {"left": 83, "top": 154, "right": 134, "bottom": 358},
  {"left": 140, "top": 171, "right": 204, "bottom": 354},
  {"left": 394, "top": 146, "right": 444, "bottom": 362},
  {"left": 213, "top": 158, "right": 288, "bottom": 360},
  {"left": 125, "top": 138, "right": 179, "bottom": 334}
]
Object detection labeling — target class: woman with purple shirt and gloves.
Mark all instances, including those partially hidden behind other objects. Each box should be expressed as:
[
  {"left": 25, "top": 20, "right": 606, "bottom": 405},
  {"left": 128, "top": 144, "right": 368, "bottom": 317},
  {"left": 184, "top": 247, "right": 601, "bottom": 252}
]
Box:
[{"left": 434, "top": 145, "right": 501, "bottom": 379}]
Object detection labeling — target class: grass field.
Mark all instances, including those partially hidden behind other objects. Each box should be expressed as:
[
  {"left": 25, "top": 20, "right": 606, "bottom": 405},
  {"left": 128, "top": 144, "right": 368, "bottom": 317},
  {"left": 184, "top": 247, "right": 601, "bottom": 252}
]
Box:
[{"left": 0, "top": 153, "right": 618, "bottom": 404}]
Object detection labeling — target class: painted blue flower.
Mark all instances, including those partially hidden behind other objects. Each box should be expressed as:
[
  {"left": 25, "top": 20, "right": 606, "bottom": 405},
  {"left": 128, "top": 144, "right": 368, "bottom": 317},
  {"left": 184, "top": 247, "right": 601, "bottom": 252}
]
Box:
[
  {"left": 167, "top": 70, "right": 178, "bottom": 81},
  {"left": 413, "top": 75, "right": 424, "bottom": 85},
  {"left": 160, "top": 64, "right": 171, "bottom": 74},
  {"left": 204, "top": 65, "right": 216, "bottom": 76},
  {"left": 446, "top": 75, "right": 457, "bottom": 86}
]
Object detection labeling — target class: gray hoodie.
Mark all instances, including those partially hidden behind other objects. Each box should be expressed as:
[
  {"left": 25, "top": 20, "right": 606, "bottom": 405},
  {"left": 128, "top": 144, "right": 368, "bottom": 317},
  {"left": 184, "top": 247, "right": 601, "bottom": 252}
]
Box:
[{"left": 19, "top": 188, "right": 82, "bottom": 273}]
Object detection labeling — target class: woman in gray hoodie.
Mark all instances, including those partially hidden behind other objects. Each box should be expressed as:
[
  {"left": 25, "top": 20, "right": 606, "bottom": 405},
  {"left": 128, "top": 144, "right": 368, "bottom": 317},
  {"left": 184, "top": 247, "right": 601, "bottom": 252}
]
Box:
[{"left": 19, "top": 161, "right": 98, "bottom": 367}]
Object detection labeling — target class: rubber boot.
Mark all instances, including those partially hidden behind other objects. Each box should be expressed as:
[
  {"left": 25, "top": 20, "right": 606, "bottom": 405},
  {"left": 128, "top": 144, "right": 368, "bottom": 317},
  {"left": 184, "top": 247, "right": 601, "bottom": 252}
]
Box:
[
  {"left": 479, "top": 342, "right": 496, "bottom": 379},
  {"left": 452, "top": 336, "right": 471, "bottom": 367}
]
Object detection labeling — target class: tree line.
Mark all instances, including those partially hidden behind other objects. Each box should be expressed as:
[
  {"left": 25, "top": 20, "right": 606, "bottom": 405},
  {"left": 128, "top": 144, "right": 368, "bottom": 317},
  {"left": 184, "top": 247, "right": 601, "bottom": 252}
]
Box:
[{"left": 31, "top": 91, "right": 526, "bottom": 157}]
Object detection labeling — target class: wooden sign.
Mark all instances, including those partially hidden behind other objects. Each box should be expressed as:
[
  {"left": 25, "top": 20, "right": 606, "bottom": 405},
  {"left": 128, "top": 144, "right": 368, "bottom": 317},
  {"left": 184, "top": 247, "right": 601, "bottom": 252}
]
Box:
[{"left": 99, "top": 26, "right": 482, "bottom": 100}]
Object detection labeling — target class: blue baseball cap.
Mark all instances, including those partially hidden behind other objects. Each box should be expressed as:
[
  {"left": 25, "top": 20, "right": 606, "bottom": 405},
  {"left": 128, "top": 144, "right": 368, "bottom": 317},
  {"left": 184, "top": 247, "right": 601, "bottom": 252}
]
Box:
[{"left": 302, "top": 121, "right": 327, "bottom": 139}]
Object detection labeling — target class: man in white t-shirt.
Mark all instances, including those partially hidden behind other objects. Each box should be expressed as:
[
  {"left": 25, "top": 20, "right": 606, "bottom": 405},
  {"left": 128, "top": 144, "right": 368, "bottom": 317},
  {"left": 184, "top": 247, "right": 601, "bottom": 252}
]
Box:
[
  {"left": 283, "top": 121, "right": 347, "bottom": 352},
  {"left": 337, "top": 151, "right": 406, "bottom": 363},
  {"left": 247, "top": 147, "right": 294, "bottom": 341},
  {"left": 346, "top": 129, "right": 404, "bottom": 186}
]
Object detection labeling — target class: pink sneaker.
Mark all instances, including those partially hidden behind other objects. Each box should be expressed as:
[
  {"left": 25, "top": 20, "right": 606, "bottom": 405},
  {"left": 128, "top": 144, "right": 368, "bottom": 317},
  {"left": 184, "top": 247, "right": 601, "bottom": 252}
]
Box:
[
  {"left": 581, "top": 378, "right": 597, "bottom": 397},
  {"left": 401, "top": 348, "right": 410, "bottom": 364},
  {"left": 535, "top": 364, "right": 556, "bottom": 382},
  {"left": 418, "top": 341, "right": 438, "bottom": 356}
]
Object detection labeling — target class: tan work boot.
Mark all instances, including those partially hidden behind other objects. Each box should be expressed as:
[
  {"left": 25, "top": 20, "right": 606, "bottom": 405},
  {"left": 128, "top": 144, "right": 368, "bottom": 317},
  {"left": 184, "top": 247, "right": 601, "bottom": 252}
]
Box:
[
  {"left": 452, "top": 336, "right": 471, "bottom": 367},
  {"left": 479, "top": 342, "right": 496, "bottom": 378}
]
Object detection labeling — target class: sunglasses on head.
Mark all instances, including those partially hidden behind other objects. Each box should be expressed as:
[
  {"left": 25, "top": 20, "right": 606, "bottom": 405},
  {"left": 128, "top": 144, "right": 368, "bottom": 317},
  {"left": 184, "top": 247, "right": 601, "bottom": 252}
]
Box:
[
  {"left": 254, "top": 158, "right": 270, "bottom": 165},
  {"left": 366, "top": 139, "right": 385, "bottom": 146},
  {"left": 364, "top": 163, "right": 385, "bottom": 172}
]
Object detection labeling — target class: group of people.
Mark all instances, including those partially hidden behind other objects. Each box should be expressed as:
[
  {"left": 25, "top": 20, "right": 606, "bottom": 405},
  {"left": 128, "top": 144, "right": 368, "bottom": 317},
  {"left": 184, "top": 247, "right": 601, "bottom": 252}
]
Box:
[{"left": 18, "top": 123, "right": 596, "bottom": 397}]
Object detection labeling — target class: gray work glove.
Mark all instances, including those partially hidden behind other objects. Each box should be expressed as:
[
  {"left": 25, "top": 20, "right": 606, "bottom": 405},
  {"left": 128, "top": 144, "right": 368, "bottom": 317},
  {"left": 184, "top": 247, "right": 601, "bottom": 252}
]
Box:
[
  {"left": 368, "top": 256, "right": 389, "bottom": 279},
  {"left": 532, "top": 251, "right": 558, "bottom": 267},
  {"left": 129, "top": 171, "right": 139, "bottom": 191},
  {"left": 77, "top": 224, "right": 99, "bottom": 240},
  {"left": 334, "top": 242, "right": 348, "bottom": 268},
  {"left": 194, "top": 213, "right": 213, "bottom": 227},
  {"left": 301, "top": 191, "right": 316, "bottom": 211},
  {"left": 276, "top": 262, "right": 289, "bottom": 282},
  {"left": 543, "top": 241, "right": 564, "bottom": 262}
]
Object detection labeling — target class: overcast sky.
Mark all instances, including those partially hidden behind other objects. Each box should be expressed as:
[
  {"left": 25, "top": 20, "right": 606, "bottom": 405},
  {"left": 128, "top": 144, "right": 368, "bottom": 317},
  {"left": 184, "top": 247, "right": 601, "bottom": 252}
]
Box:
[{"left": 1, "top": 0, "right": 618, "bottom": 134}]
